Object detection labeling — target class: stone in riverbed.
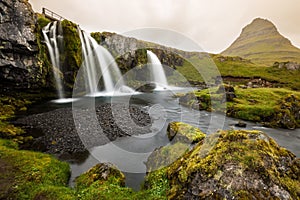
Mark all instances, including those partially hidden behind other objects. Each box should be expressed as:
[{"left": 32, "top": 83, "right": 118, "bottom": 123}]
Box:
[{"left": 167, "top": 121, "right": 206, "bottom": 143}]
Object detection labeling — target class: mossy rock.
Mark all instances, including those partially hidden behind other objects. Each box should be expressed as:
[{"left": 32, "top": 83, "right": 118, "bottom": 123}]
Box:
[
  {"left": 165, "top": 130, "right": 300, "bottom": 199},
  {"left": 75, "top": 163, "right": 125, "bottom": 191},
  {"left": 167, "top": 122, "right": 206, "bottom": 143},
  {"left": 60, "top": 20, "right": 82, "bottom": 92},
  {"left": 145, "top": 142, "right": 190, "bottom": 172}
]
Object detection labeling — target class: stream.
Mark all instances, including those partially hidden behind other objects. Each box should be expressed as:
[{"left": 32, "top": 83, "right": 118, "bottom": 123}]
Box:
[{"left": 20, "top": 89, "right": 300, "bottom": 190}]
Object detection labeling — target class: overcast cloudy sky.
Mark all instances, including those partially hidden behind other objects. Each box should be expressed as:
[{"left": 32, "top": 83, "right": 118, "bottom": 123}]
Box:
[{"left": 29, "top": 0, "right": 300, "bottom": 53}]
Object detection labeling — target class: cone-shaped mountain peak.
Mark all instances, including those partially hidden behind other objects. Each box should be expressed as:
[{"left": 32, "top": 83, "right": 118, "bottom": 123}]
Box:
[{"left": 222, "top": 18, "right": 300, "bottom": 65}]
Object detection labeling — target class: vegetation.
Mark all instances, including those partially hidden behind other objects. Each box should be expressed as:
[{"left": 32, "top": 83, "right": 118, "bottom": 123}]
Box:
[
  {"left": 36, "top": 14, "right": 53, "bottom": 88},
  {"left": 165, "top": 129, "right": 300, "bottom": 199},
  {"left": 167, "top": 122, "right": 206, "bottom": 143},
  {"left": 61, "top": 20, "right": 82, "bottom": 91},
  {"left": 179, "top": 86, "right": 300, "bottom": 129},
  {"left": 0, "top": 139, "right": 74, "bottom": 199}
]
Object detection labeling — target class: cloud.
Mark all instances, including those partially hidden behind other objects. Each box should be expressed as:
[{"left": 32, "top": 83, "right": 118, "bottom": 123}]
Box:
[{"left": 29, "top": 0, "right": 300, "bottom": 53}]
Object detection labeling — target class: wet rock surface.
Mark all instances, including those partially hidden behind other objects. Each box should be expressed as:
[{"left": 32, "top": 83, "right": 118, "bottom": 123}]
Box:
[{"left": 16, "top": 103, "right": 151, "bottom": 157}]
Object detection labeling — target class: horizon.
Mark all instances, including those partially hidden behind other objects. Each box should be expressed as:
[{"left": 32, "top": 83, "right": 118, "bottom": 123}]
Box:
[{"left": 29, "top": 0, "right": 300, "bottom": 53}]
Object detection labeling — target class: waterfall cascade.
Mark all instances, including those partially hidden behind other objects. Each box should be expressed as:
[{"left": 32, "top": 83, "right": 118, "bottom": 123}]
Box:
[
  {"left": 78, "top": 29, "right": 134, "bottom": 96},
  {"left": 42, "top": 21, "right": 65, "bottom": 99},
  {"left": 147, "top": 50, "right": 169, "bottom": 90}
]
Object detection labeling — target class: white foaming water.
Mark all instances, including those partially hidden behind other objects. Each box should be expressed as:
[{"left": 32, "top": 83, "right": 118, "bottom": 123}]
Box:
[
  {"left": 147, "top": 50, "right": 169, "bottom": 90},
  {"left": 78, "top": 29, "right": 134, "bottom": 96},
  {"left": 42, "top": 22, "right": 65, "bottom": 99}
]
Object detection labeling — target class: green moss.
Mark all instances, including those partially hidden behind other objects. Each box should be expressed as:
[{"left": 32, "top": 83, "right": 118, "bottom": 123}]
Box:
[
  {"left": 75, "top": 163, "right": 168, "bottom": 200},
  {"left": 61, "top": 20, "right": 82, "bottom": 91},
  {"left": 0, "top": 139, "right": 72, "bottom": 200},
  {"left": 146, "top": 142, "right": 190, "bottom": 172},
  {"left": 167, "top": 122, "right": 206, "bottom": 143},
  {"left": 165, "top": 130, "right": 300, "bottom": 199},
  {"left": 180, "top": 87, "right": 300, "bottom": 129},
  {"left": 142, "top": 168, "right": 169, "bottom": 199},
  {"left": 36, "top": 14, "right": 52, "bottom": 88},
  {"left": 75, "top": 163, "right": 125, "bottom": 191}
]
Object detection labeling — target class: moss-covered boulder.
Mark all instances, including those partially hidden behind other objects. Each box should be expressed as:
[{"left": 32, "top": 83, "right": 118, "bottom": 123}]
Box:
[
  {"left": 145, "top": 142, "right": 190, "bottom": 172},
  {"left": 75, "top": 163, "right": 125, "bottom": 191},
  {"left": 166, "top": 130, "right": 300, "bottom": 199},
  {"left": 272, "top": 94, "right": 300, "bottom": 129},
  {"left": 167, "top": 122, "right": 206, "bottom": 143}
]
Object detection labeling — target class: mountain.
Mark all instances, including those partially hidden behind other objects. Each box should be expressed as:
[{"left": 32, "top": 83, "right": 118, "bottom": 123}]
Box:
[{"left": 222, "top": 18, "right": 300, "bottom": 66}]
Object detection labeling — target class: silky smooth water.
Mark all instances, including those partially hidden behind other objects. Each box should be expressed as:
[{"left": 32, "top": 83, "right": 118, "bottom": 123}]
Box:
[
  {"left": 43, "top": 22, "right": 65, "bottom": 99},
  {"left": 147, "top": 50, "right": 169, "bottom": 90},
  {"left": 66, "top": 90, "right": 300, "bottom": 190}
]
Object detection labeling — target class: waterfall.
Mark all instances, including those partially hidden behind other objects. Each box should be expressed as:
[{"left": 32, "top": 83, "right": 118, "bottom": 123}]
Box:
[
  {"left": 42, "top": 21, "right": 65, "bottom": 99},
  {"left": 147, "top": 50, "right": 169, "bottom": 89},
  {"left": 78, "top": 29, "right": 133, "bottom": 95}
]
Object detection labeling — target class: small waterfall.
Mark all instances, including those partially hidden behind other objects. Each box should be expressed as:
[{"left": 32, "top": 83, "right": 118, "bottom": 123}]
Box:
[
  {"left": 42, "top": 21, "right": 65, "bottom": 99},
  {"left": 147, "top": 50, "right": 169, "bottom": 89},
  {"left": 78, "top": 29, "right": 133, "bottom": 95}
]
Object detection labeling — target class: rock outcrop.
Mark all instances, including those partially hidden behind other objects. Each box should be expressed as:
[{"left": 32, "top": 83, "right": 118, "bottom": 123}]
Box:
[
  {"left": 0, "top": 0, "right": 47, "bottom": 91},
  {"left": 273, "top": 61, "right": 300, "bottom": 71},
  {"left": 146, "top": 128, "right": 300, "bottom": 199},
  {"left": 91, "top": 32, "right": 184, "bottom": 76}
]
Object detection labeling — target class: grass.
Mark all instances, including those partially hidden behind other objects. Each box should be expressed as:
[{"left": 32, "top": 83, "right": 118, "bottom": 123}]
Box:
[
  {"left": 173, "top": 53, "right": 300, "bottom": 90},
  {"left": 0, "top": 139, "right": 74, "bottom": 199},
  {"left": 180, "top": 87, "right": 300, "bottom": 128}
]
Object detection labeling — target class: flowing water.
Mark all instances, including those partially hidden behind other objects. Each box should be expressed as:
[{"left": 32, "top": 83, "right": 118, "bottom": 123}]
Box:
[
  {"left": 57, "top": 89, "right": 299, "bottom": 190},
  {"left": 42, "top": 21, "right": 65, "bottom": 99},
  {"left": 78, "top": 29, "right": 134, "bottom": 96},
  {"left": 147, "top": 50, "right": 169, "bottom": 90},
  {"left": 41, "top": 26, "right": 300, "bottom": 190}
]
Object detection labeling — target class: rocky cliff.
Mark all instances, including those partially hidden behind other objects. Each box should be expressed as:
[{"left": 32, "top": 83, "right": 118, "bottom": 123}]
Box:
[{"left": 0, "top": 0, "right": 50, "bottom": 91}]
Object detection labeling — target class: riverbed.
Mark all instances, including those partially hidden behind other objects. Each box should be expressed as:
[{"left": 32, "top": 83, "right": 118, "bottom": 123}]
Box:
[{"left": 16, "top": 89, "right": 300, "bottom": 190}]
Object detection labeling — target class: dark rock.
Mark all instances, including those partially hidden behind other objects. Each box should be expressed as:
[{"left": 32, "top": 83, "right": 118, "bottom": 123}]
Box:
[
  {"left": 217, "top": 84, "right": 236, "bottom": 101},
  {"left": 136, "top": 83, "right": 156, "bottom": 93},
  {"left": 234, "top": 121, "right": 247, "bottom": 128},
  {"left": 0, "top": 0, "right": 45, "bottom": 90}
]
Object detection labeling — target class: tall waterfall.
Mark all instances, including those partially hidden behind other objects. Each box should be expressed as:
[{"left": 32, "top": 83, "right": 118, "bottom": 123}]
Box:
[
  {"left": 42, "top": 21, "right": 65, "bottom": 99},
  {"left": 78, "top": 29, "right": 132, "bottom": 95},
  {"left": 147, "top": 50, "right": 169, "bottom": 89}
]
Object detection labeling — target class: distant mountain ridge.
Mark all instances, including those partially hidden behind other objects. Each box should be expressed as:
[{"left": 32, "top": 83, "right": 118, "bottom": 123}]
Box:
[{"left": 222, "top": 18, "right": 300, "bottom": 66}]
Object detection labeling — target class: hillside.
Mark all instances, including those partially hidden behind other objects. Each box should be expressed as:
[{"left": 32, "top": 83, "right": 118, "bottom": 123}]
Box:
[{"left": 222, "top": 18, "right": 300, "bottom": 66}]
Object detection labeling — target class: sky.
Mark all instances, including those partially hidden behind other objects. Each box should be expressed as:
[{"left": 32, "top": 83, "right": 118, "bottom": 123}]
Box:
[{"left": 29, "top": 0, "right": 300, "bottom": 53}]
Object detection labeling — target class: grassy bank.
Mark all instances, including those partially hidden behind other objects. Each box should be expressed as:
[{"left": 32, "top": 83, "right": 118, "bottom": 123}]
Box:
[
  {"left": 173, "top": 54, "right": 300, "bottom": 90},
  {"left": 179, "top": 86, "right": 300, "bottom": 129}
]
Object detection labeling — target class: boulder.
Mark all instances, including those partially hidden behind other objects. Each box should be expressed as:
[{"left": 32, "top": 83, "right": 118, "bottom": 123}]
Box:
[
  {"left": 75, "top": 163, "right": 125, "bottom": 190},
  {"left": 166, "top": 130, "right": 300, "bottom": 199},
  {"left": 167, "top": 122, "right": 206, "bottom": 143}
]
